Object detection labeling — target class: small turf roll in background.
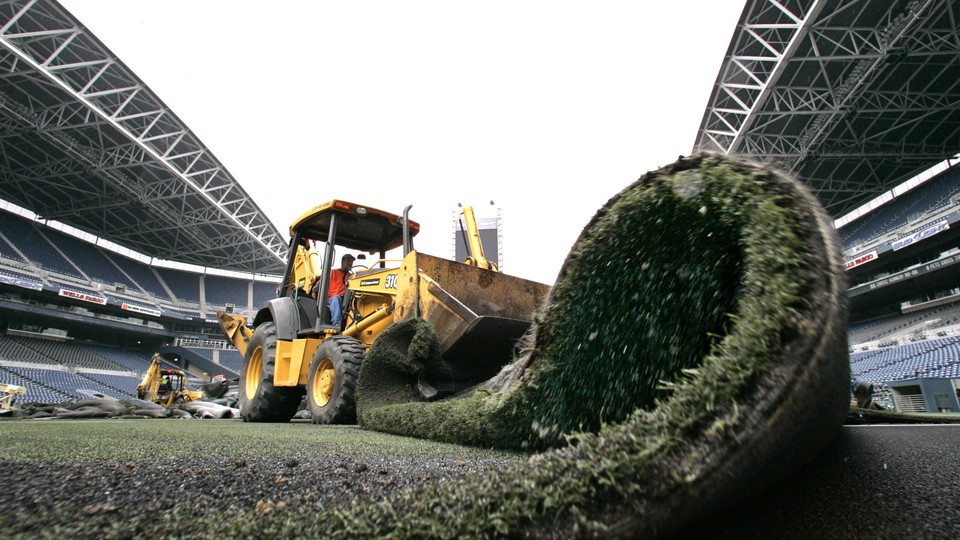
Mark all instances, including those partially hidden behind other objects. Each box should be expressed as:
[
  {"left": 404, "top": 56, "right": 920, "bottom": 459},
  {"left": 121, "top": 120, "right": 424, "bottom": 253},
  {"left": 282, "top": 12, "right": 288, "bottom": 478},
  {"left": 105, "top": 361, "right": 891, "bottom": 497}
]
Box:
[{"left": 351, "top": 153, "right": 850, "bottom": 537}]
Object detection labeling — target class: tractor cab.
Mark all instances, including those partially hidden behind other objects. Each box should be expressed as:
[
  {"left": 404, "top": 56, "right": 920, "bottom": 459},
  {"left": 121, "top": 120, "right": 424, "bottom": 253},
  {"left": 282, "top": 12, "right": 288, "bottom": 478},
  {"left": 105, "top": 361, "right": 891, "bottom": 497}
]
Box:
[
  {"left": 137, "top": 353, "right": 205, "bottom": 406},
  {"left": 157, "top": 369, "right": 186, "bottom": 404},
  {"left": 280, "top": 200, "right": 420, "bottom": 334}
]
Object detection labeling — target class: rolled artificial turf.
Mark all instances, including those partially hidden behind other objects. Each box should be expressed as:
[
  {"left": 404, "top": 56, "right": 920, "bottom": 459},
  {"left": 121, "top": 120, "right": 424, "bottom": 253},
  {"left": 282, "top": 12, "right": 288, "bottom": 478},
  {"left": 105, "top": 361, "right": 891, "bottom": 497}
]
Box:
[{"left": 350, "top": 153, "right": 850, "bottom": 537}]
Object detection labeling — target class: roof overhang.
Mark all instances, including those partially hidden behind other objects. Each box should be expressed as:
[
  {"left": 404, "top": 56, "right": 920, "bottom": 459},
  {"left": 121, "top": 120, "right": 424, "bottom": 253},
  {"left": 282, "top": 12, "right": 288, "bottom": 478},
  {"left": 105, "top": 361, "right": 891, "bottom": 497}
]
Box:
[
  {"left": 0, "top": 0, "right": 287, "bottom": 274},
  {"left": 695, "top": 0, "right": 960, "bottom": 218}
]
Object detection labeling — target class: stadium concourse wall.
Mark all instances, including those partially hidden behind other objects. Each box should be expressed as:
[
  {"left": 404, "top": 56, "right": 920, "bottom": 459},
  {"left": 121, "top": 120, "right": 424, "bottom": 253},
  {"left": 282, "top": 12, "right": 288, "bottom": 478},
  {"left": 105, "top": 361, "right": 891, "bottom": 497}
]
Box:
[
  {"left": 842, "top": 163, "right": 960, "bottom": 327},
  {"left": 0, "top": 207, "right": 262, "bottom": 401},
  {"left": 0, "top": 207, "right": 281, "bottom": 322},
  {"left": 840, "top": 164, "right": 960, "bottom": 409}
]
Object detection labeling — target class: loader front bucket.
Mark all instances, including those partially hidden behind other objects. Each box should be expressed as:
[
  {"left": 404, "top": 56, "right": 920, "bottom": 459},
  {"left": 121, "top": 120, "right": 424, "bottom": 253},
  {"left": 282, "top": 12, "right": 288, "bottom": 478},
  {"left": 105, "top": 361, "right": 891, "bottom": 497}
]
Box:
[
  {"left": 441, "top": 316, "right": 533, "bottom": 380},
  {"left": 396, "top": 251, "right": 551, "bottom": 382}
]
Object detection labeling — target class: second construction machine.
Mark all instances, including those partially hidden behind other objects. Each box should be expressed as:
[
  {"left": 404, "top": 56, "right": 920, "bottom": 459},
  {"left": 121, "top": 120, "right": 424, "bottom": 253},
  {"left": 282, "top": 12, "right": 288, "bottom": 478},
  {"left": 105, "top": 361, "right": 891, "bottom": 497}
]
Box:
[
  {"left": 218, "top": 201, "right": 550, "bottom": 423},
  {"left": 137, "top": 353, "right": 205, "bottom": 406}
]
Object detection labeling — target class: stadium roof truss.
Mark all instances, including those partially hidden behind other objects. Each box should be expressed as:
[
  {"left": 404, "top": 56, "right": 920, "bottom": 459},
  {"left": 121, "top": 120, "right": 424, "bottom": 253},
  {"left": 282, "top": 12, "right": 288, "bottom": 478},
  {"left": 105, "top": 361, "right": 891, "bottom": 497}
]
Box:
[
  {"left": 0, "top": 0, "right": 287, "bottom": 274},
  {"left": 695, "top": 0, "right": 960, "bottom": 218}
]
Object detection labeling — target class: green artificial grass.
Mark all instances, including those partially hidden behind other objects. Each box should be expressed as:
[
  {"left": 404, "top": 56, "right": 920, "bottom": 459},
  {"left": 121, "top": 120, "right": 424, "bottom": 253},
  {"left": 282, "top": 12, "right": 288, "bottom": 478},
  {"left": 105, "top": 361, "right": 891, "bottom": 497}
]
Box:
[
  {"left": 0, "top": 419, "right": 515, "bottom": 461},
  {"left": 358, "top": 154, "right": 835, "bottom": 448},
  {"left": 345, "top": 153, "right": 850, "bottom": 537},
  {"left": 0, "top": 419, "right": 520, "bottom": 540}
]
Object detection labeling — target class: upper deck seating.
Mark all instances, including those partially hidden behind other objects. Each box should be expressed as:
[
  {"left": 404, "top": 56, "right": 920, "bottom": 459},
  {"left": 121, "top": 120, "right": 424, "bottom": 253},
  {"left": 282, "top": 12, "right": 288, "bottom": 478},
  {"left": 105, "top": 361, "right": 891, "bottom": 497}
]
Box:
[
  {"left": 0, "top": 213, "right": 82, "bottom": 278},
  {"left": 204, "top": 275, "right": 248, "bottom": 307},
  {"left": 154, "top": 267, "right": 201, "bottom": 303},
  {"left": 841, "top": 167, "right": 960, "bottom": 251}
]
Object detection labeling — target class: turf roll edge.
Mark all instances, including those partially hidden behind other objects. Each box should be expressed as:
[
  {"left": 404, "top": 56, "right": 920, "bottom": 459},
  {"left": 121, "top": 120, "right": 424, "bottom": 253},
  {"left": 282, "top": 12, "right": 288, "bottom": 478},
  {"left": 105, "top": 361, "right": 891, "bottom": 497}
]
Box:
[{"left": 349, "top": 153, "right": 850, "bottom": 537}]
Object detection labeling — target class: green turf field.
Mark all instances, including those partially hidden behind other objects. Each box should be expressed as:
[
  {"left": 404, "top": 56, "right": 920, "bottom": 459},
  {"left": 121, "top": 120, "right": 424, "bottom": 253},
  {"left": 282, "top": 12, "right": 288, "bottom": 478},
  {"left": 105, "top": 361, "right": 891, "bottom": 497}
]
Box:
[
  {"left": 0, "top": 418, "right": 521, "bottom": 539},
  {"left": 1, "top": 417, "right": 518, "bottom": 461}
]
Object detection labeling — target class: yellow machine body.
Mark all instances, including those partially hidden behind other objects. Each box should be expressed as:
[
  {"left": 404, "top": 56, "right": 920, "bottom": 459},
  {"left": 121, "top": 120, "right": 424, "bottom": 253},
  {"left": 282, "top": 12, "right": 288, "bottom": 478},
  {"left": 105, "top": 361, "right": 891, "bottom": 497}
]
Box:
[
  {"left": 137, "top": 353, "right": 205, "bottom": 406},
  {"left": 221, "top": 248, "right": 548, "bottom": 388},
  {"left": 218, "top": 200, "right": 550, "bottom": 422},
  {"left": 0, "top": 382, "right": 26, "bottom": 410}
]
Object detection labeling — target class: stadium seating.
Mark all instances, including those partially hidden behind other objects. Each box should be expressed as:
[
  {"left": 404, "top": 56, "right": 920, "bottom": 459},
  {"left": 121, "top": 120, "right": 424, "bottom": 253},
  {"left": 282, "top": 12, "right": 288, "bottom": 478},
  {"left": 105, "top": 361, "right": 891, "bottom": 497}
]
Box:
[
  {"left": 0, "top": 213, "right": 84, "bottom": 278},
  {"left": 204, "top": 274, "right": 248, "bottom": 308},
  {"left": 0, "top": 207, "right": 281, "bottom": 321},
  {"left": 848, "top": 313, "right": 928, "bottom": 344},
  {"left": 0, "top": 267, "right": 43, "bottom": 286},
  {"left": 78, "top": 371, "right": 141, "bottom": 397},
  {"left": 851, "top": 336, "right": 960, "bottom": 389},
  {"left": 100, "top": 250, "right": 171, "bottom": 300},
  {"left": 0, "top": 339, "right": 227, "bottom": 404},
  {"left": 1, "top": 365, "right": 125, "bottom": 400},
  {"left": 154, "top": 266, "right": 201, "bottom": 303},
  {"left": 0, "top": 334, "right": 51, "bottom": 364},
  {"left": 43, "top": 227, "right": 138, "bottom": 291},
  {"left": 3, "top": 335, "right": 125, "bottom": 371},
  {"left": 183, "top": 347, "right": 240, "bottom": 377},
  {"left": 252, "top": 281, "right": 277, "bottom": 308},
  {"left": 187, "top": 348, "right": 214, "bottom": 361},
  {"left": 841, "top": 166, "right": 960, "bottom": 250},
  {"left": 217, "top": 349, "right": 243, "bottom": 375},
  {"left": 0, "top": 365, "right": 72, "bottom": 404},
  {"left": 0, "top": 233, "right": 27, "bottom": 264},
  {"left": 80, "top": 344, "right": 154, "bottom": 373}
]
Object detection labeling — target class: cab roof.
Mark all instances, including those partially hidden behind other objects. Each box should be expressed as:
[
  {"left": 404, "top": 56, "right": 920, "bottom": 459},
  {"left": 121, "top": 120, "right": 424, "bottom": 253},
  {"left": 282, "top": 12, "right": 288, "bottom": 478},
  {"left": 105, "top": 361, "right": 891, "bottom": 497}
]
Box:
[{"left": 289, "top": 200, "right": 420, "bottom": 252}]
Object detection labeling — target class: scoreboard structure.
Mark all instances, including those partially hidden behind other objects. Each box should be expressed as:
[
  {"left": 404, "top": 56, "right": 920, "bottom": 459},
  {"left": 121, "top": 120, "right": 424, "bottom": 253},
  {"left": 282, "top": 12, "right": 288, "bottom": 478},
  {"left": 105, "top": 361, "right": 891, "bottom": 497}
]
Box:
[{"left": 452, "top": 205, "right": 503, "bottom": 270}]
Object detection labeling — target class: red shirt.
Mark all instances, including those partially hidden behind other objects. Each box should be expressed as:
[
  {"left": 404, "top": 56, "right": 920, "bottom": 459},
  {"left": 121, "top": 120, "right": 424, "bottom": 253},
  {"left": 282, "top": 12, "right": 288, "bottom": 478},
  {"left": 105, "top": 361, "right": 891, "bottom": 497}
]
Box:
[{"left": 327, "top": 269, "right": 350, "bottom": 299}]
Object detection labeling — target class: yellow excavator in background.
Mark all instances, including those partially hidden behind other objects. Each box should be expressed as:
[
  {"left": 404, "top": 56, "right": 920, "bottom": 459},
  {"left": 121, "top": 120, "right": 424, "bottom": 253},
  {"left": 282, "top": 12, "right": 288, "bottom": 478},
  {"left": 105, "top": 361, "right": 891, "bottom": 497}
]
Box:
[
  {"left": 137, "top": 353, "right": 205, "bottom": 406},
  {"left": 0, "top": 382, "right": 26, "bottom": 410},
  {"left": 218, "top": 200, "right": 550, "bottom": 423}
]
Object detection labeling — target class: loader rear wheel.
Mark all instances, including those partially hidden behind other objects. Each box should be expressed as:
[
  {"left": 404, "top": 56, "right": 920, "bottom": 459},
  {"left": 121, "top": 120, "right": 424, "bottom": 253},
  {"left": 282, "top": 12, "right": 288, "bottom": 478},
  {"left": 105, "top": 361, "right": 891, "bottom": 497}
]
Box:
[
  {"left": 307, "top": 336, "right": 363, "bottom": 424},
  {"left": 239, "top": 321, "right": 303, "bottom": 422}
]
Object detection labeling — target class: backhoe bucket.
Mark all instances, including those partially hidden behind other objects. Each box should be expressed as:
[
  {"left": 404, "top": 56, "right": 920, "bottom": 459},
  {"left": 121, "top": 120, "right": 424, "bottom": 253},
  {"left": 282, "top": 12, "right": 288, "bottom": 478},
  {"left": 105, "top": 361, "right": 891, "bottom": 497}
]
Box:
[
  {"left": 217, "top": 311, "right": 252, "bottom": 359},
  {"left": 397, "top": 252, "right": 551, "bottom": 381}
]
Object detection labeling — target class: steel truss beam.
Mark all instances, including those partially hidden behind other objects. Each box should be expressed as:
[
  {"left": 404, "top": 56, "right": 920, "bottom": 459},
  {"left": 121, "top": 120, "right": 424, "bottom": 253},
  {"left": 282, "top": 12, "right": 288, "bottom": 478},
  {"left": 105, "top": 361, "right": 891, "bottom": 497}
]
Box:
[
  {"left": 0, "top": 0, "right": 286, "bottom": 273},
  {"left": 695, "top": 0, "right": 960, "bottom": 218}
]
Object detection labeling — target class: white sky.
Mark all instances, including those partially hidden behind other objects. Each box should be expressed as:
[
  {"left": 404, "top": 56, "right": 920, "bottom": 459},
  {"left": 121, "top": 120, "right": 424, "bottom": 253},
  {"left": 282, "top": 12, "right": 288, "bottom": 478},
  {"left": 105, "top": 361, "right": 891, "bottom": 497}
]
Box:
[{"left": 56, "top": 0, "right": 746, "bottom": 285}]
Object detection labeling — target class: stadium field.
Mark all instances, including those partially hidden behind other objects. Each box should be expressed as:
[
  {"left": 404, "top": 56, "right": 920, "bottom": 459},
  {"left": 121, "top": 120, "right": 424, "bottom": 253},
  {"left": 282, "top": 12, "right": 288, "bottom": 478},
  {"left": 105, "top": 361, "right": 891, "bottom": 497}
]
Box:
[
  {"left": 2, "top": 420, "right": 960, "bottom": 538},
  {"left": 0, "top": 419, "right": 520, "bottom": 538}
]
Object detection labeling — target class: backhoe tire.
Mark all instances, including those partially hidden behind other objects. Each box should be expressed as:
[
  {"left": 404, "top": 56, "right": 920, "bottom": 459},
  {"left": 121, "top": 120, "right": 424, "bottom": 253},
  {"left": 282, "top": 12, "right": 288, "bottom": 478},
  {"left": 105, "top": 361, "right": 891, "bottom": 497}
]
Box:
[
  {"left": 239, "top": 321, "right": 303, "bottom": 422},
  {"left": 307, "top": 336, "right": 363, "bottom": 424}
]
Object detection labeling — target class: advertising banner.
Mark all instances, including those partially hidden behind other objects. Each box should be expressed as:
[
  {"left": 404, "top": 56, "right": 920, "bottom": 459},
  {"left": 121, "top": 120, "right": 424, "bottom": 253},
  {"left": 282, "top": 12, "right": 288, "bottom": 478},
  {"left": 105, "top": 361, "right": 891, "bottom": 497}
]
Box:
[
  {"left": 844, "top": 250, "right": 878, "bottom": 271},
  {"left": 850, "top": 253, "right": 960, "bottom": 297},
  {"left": 121, "top": 303, "right": 162, "bottom": 317},
  {"left": 0, "top": 275, "right": 43, "bottom": 291},
  {"left": 892, "top": 220, "right": 949, "bottom": 251},
  {"left": 58, "top": 288, "right": 107, "bottom": 305}
]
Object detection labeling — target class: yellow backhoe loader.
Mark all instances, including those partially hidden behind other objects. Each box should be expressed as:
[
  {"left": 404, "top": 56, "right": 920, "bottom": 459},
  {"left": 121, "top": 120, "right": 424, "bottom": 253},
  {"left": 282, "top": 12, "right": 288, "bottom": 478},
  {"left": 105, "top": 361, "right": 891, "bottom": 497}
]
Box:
[
  {"left": 137, "top": 353, "right": 205, "bottom": 406},
  {"left": 0, "top": 382, "right": 26, "bottom": 410},
  {"left": 218, "top": 200, "right": 550, "bottom": 423}
]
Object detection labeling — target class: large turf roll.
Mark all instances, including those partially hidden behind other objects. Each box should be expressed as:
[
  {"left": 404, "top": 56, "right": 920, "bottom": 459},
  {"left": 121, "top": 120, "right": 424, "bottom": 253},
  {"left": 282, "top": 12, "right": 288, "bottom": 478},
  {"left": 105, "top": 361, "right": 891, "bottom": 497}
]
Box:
[{"left": 350, "top": 153, "right": 850, "bottom": 537}]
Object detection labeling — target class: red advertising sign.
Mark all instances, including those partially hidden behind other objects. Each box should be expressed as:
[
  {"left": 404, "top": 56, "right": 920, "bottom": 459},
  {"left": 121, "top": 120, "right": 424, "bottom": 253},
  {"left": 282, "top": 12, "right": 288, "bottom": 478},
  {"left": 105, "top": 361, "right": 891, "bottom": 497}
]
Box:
[
  {"left": 844, "top": 250, "right": 878, "bottom": 271},
  {"left": 58, "top": 288, "right": 107, "bottom": 305}
]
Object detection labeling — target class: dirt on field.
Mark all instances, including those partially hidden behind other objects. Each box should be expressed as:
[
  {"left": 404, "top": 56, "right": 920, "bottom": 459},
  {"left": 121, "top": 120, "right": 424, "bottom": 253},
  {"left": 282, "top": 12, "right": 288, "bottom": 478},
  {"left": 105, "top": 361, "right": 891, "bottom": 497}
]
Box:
[
  {"left": 2, "top": 456, "right": 512, "bottom": 537},
  {"left": 0, "top": 418, "right": 519, "bottom": 539}
]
